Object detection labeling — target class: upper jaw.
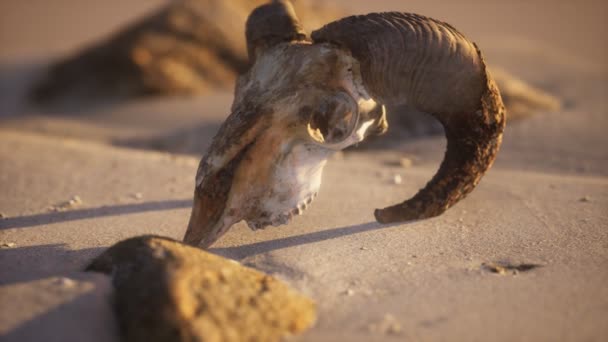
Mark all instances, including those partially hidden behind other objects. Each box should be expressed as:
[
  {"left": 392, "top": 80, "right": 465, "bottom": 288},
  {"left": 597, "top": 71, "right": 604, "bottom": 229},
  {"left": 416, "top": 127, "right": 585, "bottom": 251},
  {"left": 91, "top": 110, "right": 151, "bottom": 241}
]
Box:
[{"left": 247, "top": 191, "right": 318, "bottom": 230}]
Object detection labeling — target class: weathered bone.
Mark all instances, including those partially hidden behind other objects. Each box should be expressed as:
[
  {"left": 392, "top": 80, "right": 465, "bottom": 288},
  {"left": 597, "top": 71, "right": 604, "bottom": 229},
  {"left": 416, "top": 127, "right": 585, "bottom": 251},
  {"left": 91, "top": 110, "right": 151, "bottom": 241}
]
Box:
[
  {"left": 184, "top": 2, "right": 503, "bottom": 247},
  {"left": 183, "top": 29, "right": 387, "bottom": 247},
  {"left": 312, "top": 12, "right": 506, "bottom": 223}
]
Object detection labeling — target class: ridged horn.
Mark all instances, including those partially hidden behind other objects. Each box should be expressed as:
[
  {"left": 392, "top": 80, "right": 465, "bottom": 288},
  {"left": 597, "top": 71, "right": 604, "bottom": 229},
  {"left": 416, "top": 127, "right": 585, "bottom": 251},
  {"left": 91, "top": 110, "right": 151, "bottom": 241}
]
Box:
[
  {"left": 245, "top": 0, "right": 308, "bottom": 63},
  {"left": 312, "top": 13, "right": 506, "bottom": 223}
]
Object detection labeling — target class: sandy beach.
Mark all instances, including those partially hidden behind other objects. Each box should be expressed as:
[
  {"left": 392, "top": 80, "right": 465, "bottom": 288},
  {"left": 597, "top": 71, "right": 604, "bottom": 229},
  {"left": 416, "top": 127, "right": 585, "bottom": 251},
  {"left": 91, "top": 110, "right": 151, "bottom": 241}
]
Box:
[{"left": 1, "top": 1, "right": 607, "bottom": 341}]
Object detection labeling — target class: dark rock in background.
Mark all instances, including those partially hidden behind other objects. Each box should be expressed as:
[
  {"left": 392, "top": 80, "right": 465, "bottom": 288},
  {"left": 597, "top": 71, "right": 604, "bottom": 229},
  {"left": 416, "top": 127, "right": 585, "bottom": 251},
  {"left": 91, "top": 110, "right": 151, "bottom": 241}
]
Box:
[
  {"left": 29, "top": 0, "right": 560, "bottom": 152},
  {"left": 30, "top": 0, "right": 342, "bottom": 104}
]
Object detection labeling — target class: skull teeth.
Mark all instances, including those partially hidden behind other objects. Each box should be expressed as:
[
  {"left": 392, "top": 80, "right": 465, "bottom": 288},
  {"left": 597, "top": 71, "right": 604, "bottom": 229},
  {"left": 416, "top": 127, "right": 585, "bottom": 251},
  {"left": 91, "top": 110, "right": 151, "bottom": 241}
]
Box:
[{"left": 246, "top": 192, "right": 318, "bottom": 230}]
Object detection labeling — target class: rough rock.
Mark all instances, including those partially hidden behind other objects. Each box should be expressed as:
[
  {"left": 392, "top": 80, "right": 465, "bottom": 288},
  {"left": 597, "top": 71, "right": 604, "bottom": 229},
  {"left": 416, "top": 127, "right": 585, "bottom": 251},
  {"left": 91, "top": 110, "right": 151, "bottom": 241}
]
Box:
[
  {"left": 86, "top": 235, "right": 316, "bottom": 342},
  {"left": 30, "top": 0, "right": 342, "bottom": 104},
  {"left": 491, "top": 67, "right": 562, "bottom": 120}
]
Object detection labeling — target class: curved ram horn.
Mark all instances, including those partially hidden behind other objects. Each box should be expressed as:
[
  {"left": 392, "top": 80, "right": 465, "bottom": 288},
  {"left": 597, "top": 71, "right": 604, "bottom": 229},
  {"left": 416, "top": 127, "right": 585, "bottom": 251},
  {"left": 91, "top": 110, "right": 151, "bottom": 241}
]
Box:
[
  {"left": 246, "top": 0, "right": 308, "bottom": 63},
  {"left": 312, "top": 13, "right": 506, "bottom": 223}
]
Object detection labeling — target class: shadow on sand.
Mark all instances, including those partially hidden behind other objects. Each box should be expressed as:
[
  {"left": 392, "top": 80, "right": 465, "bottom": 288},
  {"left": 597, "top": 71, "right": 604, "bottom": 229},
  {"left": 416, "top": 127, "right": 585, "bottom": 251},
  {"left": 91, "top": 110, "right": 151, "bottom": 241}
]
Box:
[
  {"left": 0, "top": 244, "right": 118, "bottom": 342},
  {"left": 0, "top": 220, "right": 407, "bottom": 340},
  {"left": 0, "top": 199, "right": 192, "bottom": 230},
  {"left": 211, "top": 220, "right": 405, "bottom": 260},
  {"left": 0, "top": 243, "right": 106, "bottom": 286}
]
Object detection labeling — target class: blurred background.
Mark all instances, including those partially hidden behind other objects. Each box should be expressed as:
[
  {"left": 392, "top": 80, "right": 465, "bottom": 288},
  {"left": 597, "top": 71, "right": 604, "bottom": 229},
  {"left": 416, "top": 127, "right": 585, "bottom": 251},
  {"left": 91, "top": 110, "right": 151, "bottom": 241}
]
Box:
[
  {"left": 0, "top": 0, "right": 605, "bottom": 169},
  {"left": 1, "top": 2, "right": 607, "bottom": 341}
]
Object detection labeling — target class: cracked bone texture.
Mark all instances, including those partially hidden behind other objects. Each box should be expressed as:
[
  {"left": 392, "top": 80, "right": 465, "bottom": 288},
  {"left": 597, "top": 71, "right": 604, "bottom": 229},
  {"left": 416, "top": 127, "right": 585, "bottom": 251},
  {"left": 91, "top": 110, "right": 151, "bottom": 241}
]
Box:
[{"left": 184, "top": 42, "right": 386, "bottom": 248}]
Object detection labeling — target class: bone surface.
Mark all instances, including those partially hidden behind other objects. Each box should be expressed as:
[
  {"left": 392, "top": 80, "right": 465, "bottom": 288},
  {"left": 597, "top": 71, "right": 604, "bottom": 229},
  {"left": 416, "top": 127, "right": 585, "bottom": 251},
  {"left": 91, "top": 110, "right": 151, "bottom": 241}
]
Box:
[
  {"left": 185, "top": 1, "right": 503, "bottom": 247},
  {"left": 184, "top": 39, "right": 386, "bottom": 248}
]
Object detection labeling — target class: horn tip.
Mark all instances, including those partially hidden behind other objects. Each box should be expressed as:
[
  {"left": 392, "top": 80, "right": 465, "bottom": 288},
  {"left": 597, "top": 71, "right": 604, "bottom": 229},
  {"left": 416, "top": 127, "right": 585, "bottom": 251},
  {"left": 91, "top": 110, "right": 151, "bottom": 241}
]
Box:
[
  {"left": 374, "top": 203, "right": 445, "bottom": 224},
  {"left": 374, "top": 207, "right": 408, "bottom": 224},
  {"left": 374, "top": 208, "right": 392, "bottom": 224}
]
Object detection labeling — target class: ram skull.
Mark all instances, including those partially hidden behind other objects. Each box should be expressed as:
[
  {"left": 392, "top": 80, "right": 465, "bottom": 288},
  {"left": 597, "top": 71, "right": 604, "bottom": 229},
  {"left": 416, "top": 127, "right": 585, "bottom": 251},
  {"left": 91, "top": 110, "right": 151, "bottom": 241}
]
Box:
[{"left": 184, "top": 1, "right": 505, "bottom": 248}]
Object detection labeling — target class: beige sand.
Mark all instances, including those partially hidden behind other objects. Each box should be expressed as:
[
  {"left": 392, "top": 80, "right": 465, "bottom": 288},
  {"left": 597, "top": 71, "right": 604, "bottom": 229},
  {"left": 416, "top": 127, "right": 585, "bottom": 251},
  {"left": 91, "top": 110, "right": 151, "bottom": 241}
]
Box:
[{"left": 1, "top": 1, "right": 607, "bottom": 341}]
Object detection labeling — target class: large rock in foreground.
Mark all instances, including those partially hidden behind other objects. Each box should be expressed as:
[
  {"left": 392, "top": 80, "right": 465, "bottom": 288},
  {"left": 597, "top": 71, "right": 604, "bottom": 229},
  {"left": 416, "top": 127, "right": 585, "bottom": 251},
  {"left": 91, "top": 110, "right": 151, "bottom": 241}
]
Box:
[{"left": 86, "top": 236, "right": 316, "bottom": 342}]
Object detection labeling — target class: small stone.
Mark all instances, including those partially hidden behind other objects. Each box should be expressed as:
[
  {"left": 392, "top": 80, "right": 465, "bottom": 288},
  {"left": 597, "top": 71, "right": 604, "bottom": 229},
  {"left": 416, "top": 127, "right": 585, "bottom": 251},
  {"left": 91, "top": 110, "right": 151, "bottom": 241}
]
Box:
[
  {"left": 343, "top": 289, "right": 355, "bottom": 296},
  {"left": 482, "top": 262, "right": 541, "bottom": 275},
  {"left": 491, "top": 265, "right": 507, "bottom": 275},
  {"left": 393, "top": 174, "right": 402, "bottom": 185},
  {"left": 369, "top": 314, "right": 402, "bottom": 335},
  {"left": 54, "top": 277, "right": 76, "bottom": 288},
  {"left": 0, "top": 213, "right": 5, "bottom": 219},
  {"left": 360, "top": 247, "right": 369, "bottom": 251},
  {"left": 579, "top": 196, "right": 592, "bottom": 202},
  {"left": 1, "top": 242, "right": 16, "bottom": 248},
  {"left": 386, "top": 322, "right": 402, "bottom": 335},
  {"left": 132, "top": 192, "right": 144, "bottom": 200},
  {"left": 399, "top": 157, "right": 413, "bottom": 168},
  {"left": 49, "top": 195, "right": 83, "bottom": 212}
]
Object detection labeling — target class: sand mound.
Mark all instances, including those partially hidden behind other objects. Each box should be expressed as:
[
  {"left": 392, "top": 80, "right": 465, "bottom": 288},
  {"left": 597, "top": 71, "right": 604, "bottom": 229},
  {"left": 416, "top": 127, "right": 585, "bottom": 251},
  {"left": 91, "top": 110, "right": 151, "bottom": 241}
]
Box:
[
  {"left": 28, "top": 0, "right": 559, "bottom": 126},
  {"left": 29, "top": 0, "right": 341, "bottom": 104}
]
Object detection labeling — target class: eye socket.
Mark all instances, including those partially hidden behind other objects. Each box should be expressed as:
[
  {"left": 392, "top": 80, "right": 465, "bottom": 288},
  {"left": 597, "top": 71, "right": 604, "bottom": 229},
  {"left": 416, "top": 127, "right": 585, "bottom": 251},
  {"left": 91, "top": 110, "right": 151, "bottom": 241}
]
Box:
[{"left": 307, "top": 91, "right": 359, "bottom": 144}]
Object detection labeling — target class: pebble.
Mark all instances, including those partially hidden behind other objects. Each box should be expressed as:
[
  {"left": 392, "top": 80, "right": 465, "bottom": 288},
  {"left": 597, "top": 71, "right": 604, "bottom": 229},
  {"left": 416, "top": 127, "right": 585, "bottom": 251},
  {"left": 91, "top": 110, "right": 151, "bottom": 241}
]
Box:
[
  {"left": 487, "top": 264, "right": 508, "bottom": 275},
  {"left": 399, "top": 157, "right": 413, "bottom": 168},
  {"left": 392, "top": 174, "right": 402, "bottom": 185},
  {"left": 343, "top": 289, "right": 355, "bottom": 296},
  {"left": 368, "top": 314, "right": 402, "bottom": 335},
  {"left": 0, "top": 213, "right": 5, "bottom": 219},
  {"left": 579, "top": 196, "right": 592, "bottom": 202},
  {"left": 1, "top": 242, "right": 16, "bottom": 248},
  {"left": 55, "top": 277, "right": 76, "bottom": 288},
  {"left": 132, "top": 192, "right": 144, "bottom": 200},
  {"left": 48, "top": 195, "right": 83, "bottom": 212}
]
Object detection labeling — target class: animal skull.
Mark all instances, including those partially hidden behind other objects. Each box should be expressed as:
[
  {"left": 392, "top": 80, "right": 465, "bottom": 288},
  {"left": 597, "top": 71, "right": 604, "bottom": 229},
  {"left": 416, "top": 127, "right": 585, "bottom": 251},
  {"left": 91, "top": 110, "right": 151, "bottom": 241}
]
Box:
[
  {"left": 184, "top": 41, "right": 387, "bottom": 247},
  {"left": 184, "top": 1, "right": 505, "bottom": 248}
]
